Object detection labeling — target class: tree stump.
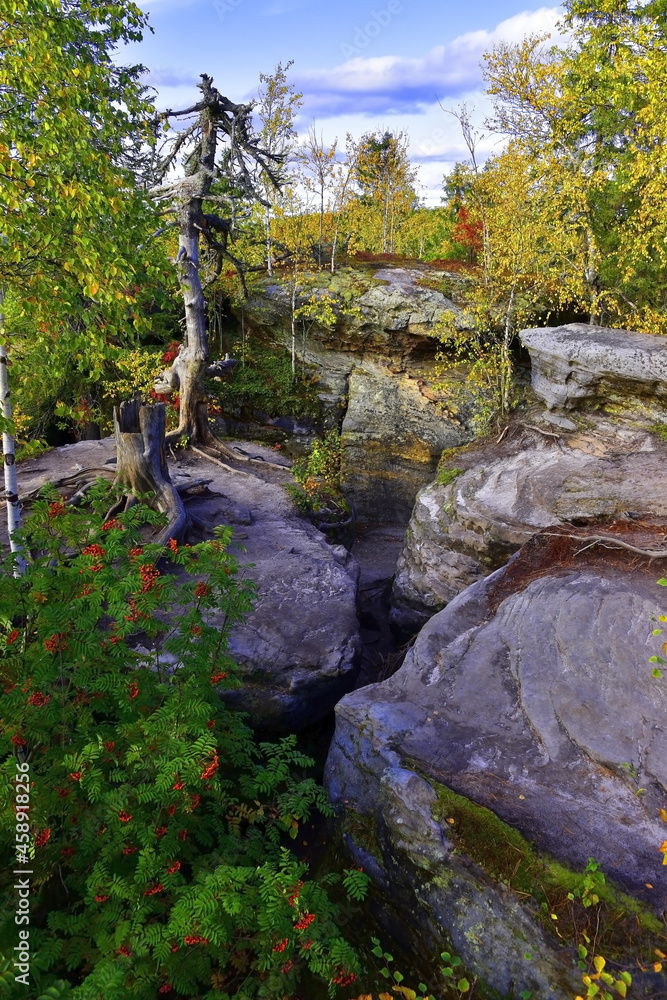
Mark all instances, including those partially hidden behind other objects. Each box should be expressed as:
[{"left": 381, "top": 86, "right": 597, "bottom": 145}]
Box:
[{"left": 113, "top": 398, "right": 188, "bottom": 545}]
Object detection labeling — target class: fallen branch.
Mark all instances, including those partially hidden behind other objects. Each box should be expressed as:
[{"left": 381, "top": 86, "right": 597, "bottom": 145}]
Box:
[
  {"left": 523, "top": 423, "right": 561, "bottom": 440},
  {"left": 229, "top": 445, "right": 290, "bottom": 471}
]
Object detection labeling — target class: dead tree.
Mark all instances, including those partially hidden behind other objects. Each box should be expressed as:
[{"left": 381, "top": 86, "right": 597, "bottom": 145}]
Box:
[
  {"left": 12, "top": 77, "right": 287, "bottom": 540},
  {"left": 151, "top": 74, "right": 283, "bottom": 463},
  {"left": 18, "top": 399, "right": 210, "bottom": 544},
  {"left": 110, "top": 398, "right": 187, "bottom": 545}
]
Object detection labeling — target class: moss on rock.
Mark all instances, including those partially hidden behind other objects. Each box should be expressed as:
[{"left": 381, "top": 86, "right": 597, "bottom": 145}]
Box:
[{"left": 431, "top": 781, "right": 663, "bottom": 964}]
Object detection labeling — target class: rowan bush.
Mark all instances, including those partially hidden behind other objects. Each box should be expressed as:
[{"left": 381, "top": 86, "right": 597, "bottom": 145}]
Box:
[{"left": 0, "top": 484, "right": 365, "bottom": 998}]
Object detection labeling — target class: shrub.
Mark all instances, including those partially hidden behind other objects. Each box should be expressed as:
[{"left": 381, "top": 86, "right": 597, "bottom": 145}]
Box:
[
  {"left": 210, "top": 341, "right": 320, "bottom": 422},
  {"left": 0, "top": 486, "right": 365, "bottom": 998},
  {"left": 292, "top": 430, "right": 342, "bottom": 490}
]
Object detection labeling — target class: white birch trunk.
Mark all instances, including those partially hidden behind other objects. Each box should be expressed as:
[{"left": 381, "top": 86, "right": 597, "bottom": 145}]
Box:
[
  {"left": 0, "top": 289, "right": 24, "bottom": 573},
  {"left": 501, "top": 281, "right": 517, "bottom": 416},
  {"left": 290, "top": 281, "right": 297, "bottom": 375}
]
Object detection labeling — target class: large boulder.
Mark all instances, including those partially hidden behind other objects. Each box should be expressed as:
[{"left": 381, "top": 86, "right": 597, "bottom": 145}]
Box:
[
  {"left": 243, "top": 267, "right": 467, "bottom": 369},
  {"left": 391, "top": 324, "right": 667, "bottom": 630},
  {"left": 159, "top": 445, "right": 362, "bottom": 731},
  {"left": 11, "top": 438, "right": 361, "bottom": 732},
  {"left": 521, "top": 323, "right": 667, "bottom": 415},
  {"left": 327, "top": 524, "right": 667, "bottom": 997}
]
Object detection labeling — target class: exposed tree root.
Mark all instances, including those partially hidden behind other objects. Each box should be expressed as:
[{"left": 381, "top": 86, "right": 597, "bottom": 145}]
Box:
[
  {"left": 190, "top": 445, "right": 249, "bottom": 476},
  {"left": 160, "top": 392, "right": 289, "bottom": 472},
  {"left": 201, "top": 434, "right": 289, "bottom": 471},
  {"left": 166, "top": 420, "right": 289, "bottom": 473},
  {"left": 542, "top": 531, "right": 667, "bottom": 559},
  {"left": 20, "top": 467, "right": 116, "bottom": 502},
  {"left": 17, "top": 391, "right": 287, "bottom": 549}
]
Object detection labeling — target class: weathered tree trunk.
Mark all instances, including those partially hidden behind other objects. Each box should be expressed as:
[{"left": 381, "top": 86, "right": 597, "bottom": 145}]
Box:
[
  {"left": 166, "top": 147, "right": 215, "bottom": 450},
  {"left": 113, "top": 399, "right": 188, "bottom": 544},
  {"left": 158, "top": 87, "right": 247, "bottom": 463},
  {"left": 151, "top": 75, "right": 286, "bottom": 470}
]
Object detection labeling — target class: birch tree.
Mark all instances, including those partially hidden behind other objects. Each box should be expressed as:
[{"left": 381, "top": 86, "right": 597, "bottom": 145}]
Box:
[
  {"left": 352, "top": 131, "right": 418, "bottom": 253},
  {"left": 255, "top": 60, "right": 303, "bottom": 275},
  {"left": 299, "top": 124, "right": 338, "bottom": 251}
]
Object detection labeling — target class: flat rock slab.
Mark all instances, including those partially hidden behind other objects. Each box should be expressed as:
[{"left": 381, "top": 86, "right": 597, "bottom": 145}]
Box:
[
  {"left": 521, "top": 323, "right": 667, "bottom": 413},
  {"left": 327, "top": 526, "right": 667, "bottom": 996},
  {"left": 6, "top": 438, "right": 361, "bottom": 732}
]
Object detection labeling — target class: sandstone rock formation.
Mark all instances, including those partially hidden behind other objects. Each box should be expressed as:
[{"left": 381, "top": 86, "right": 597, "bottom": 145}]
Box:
[
  {"left": 327, "top": 525, "right": 667, "bottom": 997},
  {"left": 391, "top": 324, "right": 667, "bottom": 630},
  {"left": 237, "top": 266, "right": 473, "bottom": 523},
  {"left": 341, "top": 360, "right": 470, "bottom": 522},
  {"left": 522, "top": 322, "right": 667, "bottom": 414},
  {"left": 12, "top": 437, "right": 361, "bottom": 731}
]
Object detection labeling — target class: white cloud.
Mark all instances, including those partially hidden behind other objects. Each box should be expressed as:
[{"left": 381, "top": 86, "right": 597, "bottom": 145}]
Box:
[
  {"left": 293, "top": 7, "right": 562, "bottom": 117},
  {"left": 144, "top": 69, "right": 198, "bottom": 88}
]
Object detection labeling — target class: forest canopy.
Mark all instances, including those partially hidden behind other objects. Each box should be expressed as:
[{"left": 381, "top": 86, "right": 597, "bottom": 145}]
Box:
[{"left": 3, "top": 0, "right": 667, "bottom": 448}]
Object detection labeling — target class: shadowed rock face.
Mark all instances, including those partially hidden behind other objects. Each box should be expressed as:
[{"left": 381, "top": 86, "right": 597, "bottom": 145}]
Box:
[
  {"left": 341, "top": 362, "right": 470, "bottom": 523},
  {"left": 327, "top": 526, "right": 667, "bottom": 997},
  {"left": 391, "top": 323, "right": 667, "bottom": 631},
  {"left": 238, "top": 267, "right": 474, "bottom": 524}
]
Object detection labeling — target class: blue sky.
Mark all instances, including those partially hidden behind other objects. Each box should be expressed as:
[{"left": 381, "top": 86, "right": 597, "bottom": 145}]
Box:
[{"left": 124, "top": 0, "right": 565, "bottom": 203}]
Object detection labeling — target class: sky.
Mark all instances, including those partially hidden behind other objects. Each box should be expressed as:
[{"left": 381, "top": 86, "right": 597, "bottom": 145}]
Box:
[{"left": 122, "top": 0, "right": 567, "bottom": 204}]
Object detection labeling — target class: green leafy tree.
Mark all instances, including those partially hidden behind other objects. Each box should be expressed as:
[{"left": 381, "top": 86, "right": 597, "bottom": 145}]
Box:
[
  {"left": 351, "top": 131, "right": 419, "bottom": 253},
  {"left": 483, "top": 4, "right": 667, "bottom": 332},
  {"left": 392, "top": 207, "right": 457, "bottom": 261},
  {"left": 0, "top": 0, "right": 171, "bottom": 532}
]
